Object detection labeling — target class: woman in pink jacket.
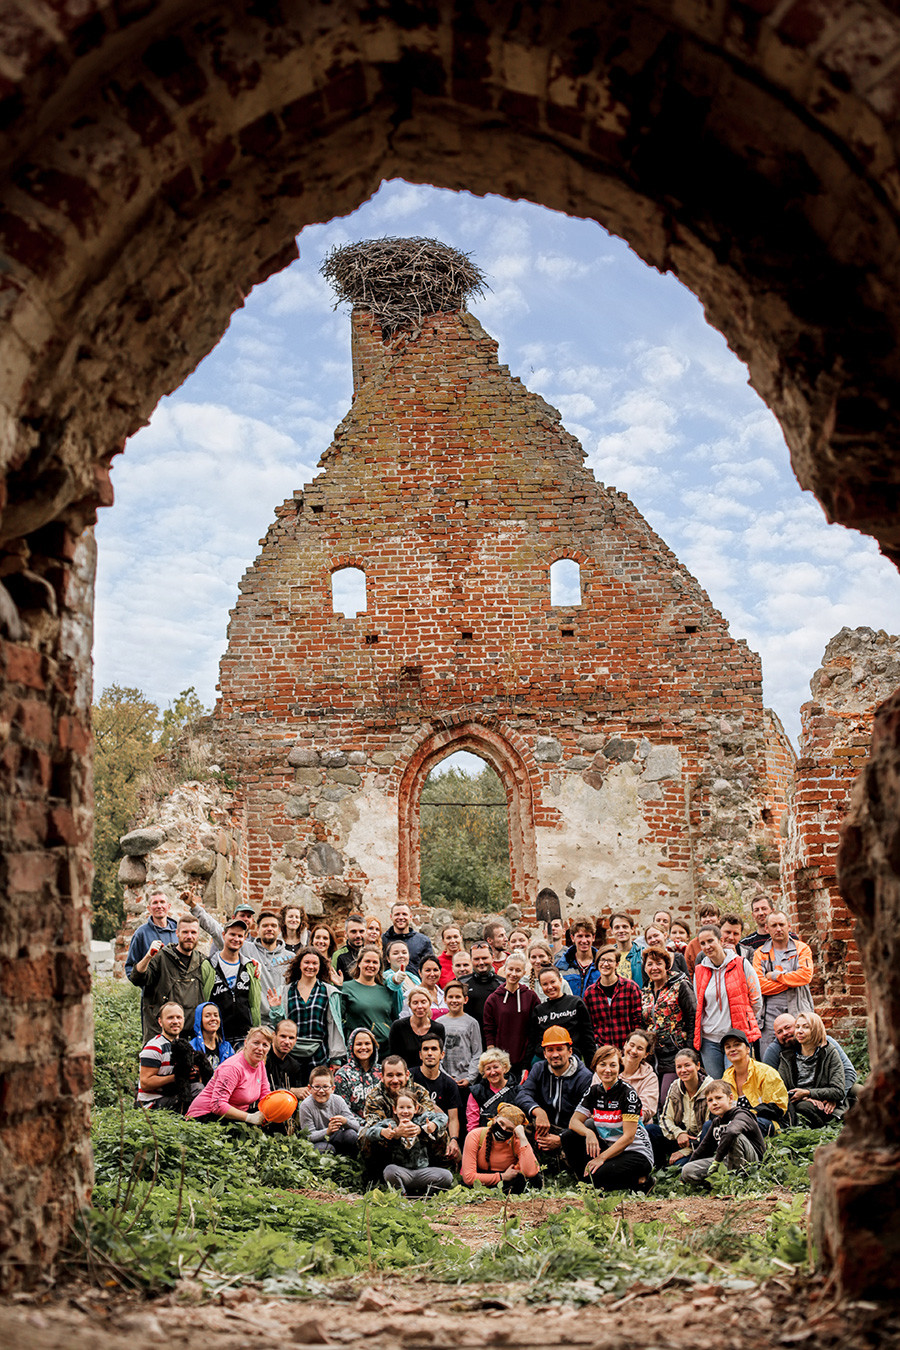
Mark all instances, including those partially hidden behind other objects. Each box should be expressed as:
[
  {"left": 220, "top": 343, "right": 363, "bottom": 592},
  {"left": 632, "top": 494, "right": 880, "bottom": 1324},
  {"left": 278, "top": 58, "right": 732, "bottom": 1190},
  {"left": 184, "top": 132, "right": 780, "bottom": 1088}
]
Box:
[
  {"left": 187, "top": 1025, "right": 275, "bottom": 1124},
  {"left": 461, "top": 1103, "right": 541, "bottom": 1193}
]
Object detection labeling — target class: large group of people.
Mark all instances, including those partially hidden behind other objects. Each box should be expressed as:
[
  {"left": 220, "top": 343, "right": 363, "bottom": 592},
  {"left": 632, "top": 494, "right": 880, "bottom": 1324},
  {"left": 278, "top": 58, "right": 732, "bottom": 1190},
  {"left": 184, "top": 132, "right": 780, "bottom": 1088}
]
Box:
[{"left": 127, "top": 891, "right": 859, "bottom": 1196}]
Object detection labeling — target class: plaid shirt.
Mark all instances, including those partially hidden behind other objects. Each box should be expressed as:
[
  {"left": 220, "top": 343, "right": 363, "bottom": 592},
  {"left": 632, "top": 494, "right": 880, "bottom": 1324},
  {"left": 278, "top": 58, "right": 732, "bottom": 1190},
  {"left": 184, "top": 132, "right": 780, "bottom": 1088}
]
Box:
[
  {"left": 286, "top": 980, "right": 332, "bottom": 1067},
  {"left": 584, "top": 977, "right": 643, "bottom": 1049}
]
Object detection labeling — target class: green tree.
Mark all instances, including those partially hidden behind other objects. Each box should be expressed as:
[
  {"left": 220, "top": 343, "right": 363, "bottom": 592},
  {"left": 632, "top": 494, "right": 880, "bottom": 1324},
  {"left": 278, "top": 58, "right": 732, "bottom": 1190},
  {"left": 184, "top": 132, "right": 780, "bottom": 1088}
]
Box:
[
  {"left": 91, "top": 685, "right": 214, "bottom": 938},
  {"left": 419, "top": 762, "right": 512, "bottom": 912},
  {"left": 91, "top": 686, "right": 160, "bottom": 939}
]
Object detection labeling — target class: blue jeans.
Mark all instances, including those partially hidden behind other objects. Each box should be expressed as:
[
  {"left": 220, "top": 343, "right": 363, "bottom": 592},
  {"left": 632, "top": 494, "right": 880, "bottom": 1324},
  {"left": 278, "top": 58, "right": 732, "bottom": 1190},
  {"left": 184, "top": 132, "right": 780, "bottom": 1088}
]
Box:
[{"left": 700, "top": 1038, "right": 725, "bottom": 1078}]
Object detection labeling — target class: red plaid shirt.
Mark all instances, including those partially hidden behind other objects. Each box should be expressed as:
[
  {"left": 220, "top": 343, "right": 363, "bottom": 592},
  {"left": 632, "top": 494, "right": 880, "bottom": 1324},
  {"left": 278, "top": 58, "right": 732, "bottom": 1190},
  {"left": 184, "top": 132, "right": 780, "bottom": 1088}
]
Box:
[{"left": 584, "top": 977, "right": 643, "bottom": 1049}]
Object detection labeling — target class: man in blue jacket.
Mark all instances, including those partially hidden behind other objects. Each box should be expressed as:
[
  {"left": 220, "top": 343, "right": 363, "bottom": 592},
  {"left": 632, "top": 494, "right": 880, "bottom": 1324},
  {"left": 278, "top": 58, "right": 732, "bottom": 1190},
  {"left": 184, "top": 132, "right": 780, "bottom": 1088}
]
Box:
[
  {"left": 516, "top": 1026, "right": 592, "bottom": 1173},
  {"left": 555, "top": 916, "right": 600, "bottom": 997},
  {"left": 381, "top": 901, "right": 434, "bottom": 975},
  {"left": 125, "top": 892, "right": 178, "bottom": 982}
]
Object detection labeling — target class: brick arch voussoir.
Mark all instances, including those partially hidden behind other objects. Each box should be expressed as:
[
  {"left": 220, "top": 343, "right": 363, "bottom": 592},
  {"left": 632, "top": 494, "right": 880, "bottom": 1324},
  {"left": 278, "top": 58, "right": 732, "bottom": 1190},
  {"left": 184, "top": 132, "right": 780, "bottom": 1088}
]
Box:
[
  {"left": 395, "top": 720, "right": 538, "bottom": 916},
  {"left": 2, "top": 2, "right": 900, "bottom": 559}
]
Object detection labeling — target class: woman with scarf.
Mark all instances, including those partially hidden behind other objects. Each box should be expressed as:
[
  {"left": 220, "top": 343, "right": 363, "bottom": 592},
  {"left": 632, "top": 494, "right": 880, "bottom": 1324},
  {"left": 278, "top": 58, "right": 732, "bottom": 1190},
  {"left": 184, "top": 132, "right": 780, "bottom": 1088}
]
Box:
[
  {"left": 640, "top": 946, "right": 696, "bottom": 1100},
  {"left": 333, "top": 1027, "right": 382, "bottom": 1115},
  {"left": 466, "top": 1048, "right": 520, "bottom": 1130},
  {"left": 482, "top": 953, "right": 540, "bottom": 1077}
]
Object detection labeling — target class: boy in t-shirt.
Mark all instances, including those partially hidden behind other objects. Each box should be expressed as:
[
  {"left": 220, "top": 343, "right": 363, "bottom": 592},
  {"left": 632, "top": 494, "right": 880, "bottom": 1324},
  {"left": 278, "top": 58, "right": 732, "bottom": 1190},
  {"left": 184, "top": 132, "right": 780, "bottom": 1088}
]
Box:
[
  {"left": 137, "top": 1002, "right": 187, "bottom": 1110},
  {"left": 681, "top": 1080, "right": 765, "bottom": 1186},
  {"left": 297, "top": 1066, "right": 361, "bottom": 1155},
  {"left": 439, "top": 982, "right": 482, "bottom": 1088}
]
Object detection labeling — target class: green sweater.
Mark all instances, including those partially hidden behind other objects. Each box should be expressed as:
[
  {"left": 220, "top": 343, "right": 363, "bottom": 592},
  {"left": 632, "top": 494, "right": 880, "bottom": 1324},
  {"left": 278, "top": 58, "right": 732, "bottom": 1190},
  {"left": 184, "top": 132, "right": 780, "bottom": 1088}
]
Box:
[{"left": 340, "top": 980, "right": 395, "bottom": 1047}]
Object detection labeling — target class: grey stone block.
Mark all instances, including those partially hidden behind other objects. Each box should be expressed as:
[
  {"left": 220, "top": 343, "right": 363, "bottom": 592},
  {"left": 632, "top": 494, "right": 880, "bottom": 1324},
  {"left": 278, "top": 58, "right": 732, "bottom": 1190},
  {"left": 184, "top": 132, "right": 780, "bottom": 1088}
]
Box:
[
  {"left": 642, "top": 746, "right": 682, "bottom": 782},
  {"left": 184, "top": 849, "right": 217, "bottom": 878},
  {"left": 534, "top": 737, "right": 562, "bottom": 762},
  {"left": 288, "top": 747, "right": 319, "bottom": 767},
  {"left": 307, "top": 842, "right": 345, "bottom": 876},
  {"left": 120, "top": 826, "right": 166, "bottom": 855},
  {"left": 117, "top": 855, "right": 147, "bottom": 886}
]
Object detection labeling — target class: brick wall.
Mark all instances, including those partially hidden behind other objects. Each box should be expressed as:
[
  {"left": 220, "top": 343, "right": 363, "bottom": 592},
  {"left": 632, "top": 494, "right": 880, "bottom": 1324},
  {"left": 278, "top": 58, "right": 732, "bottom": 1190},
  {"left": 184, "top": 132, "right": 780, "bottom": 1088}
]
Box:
[
  {"left": 781, "top": 627, "right": 900, "bottom": 1030},
  {"left": 216, "top": 304, "right": 782, "bottom": 933}
]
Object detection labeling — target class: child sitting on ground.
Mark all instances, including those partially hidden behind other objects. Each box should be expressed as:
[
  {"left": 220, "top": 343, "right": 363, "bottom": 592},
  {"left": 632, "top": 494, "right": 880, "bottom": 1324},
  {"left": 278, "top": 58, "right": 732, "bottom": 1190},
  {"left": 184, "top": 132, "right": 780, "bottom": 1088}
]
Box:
[
  {"left": 296, "top": 1066, "right": 361, "bottom": 1155},
  {"left": 681, "top": 1079, "right": 765, "bottom": 1187},
  {"left": 370, "top": 1091, "right": 453, "bottom": 1195}
]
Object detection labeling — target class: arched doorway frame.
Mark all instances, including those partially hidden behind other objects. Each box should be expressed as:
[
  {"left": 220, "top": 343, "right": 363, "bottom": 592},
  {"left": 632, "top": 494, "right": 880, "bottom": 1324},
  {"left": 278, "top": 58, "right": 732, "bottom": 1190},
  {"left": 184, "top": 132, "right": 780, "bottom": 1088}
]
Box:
[{"left": 396, "top": 721, "right": 537, "bottom": 916}]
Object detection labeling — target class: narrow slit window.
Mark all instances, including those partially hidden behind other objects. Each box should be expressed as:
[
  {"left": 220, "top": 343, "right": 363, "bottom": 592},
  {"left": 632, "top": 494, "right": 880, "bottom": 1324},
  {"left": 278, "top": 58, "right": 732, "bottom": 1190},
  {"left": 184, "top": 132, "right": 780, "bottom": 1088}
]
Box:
[
  {"left": 550, "top": 558, "right": 581, "bottom": 606},
  {"left": 331, "top": 566, "right": 366, "bottom": 617}
]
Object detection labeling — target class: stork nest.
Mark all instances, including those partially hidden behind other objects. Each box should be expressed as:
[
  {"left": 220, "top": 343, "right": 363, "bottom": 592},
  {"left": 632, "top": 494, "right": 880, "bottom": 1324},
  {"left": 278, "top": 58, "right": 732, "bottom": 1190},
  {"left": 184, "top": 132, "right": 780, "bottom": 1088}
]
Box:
[{"left": 321, "top": 236, "right": 488, "bottom": 335}]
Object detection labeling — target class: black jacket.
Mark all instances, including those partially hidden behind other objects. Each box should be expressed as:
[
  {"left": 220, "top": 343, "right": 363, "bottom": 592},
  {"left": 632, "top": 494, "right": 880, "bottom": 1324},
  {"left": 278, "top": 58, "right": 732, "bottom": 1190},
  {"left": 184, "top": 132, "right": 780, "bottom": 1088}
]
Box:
[
  {"left": 690, "top": 1101, "right": 765, "bottom": 1164},
  {"left": 461, "top": 971, "right": 503, "bottom": 1035}
]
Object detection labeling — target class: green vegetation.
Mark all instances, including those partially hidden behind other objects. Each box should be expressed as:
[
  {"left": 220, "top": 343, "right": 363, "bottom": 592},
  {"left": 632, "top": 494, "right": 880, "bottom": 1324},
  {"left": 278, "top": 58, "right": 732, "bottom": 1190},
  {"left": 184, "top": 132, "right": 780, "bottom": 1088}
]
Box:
[
  {"left": 85, "top": 975, "right": 830, "bottom": 1301},
  {"left": 419, "top": 761, "right": 512, "bottom": 911},
  {"left": 91, "top": 684, "right": 210, "bottom": 939}
]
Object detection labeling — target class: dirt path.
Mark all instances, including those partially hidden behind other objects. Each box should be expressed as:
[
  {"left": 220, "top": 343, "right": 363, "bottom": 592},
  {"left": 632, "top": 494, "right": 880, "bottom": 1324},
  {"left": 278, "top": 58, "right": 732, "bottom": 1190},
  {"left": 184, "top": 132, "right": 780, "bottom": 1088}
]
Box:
[{"left": 4, "top": 1189, "right": 896, "bottom": 1350}]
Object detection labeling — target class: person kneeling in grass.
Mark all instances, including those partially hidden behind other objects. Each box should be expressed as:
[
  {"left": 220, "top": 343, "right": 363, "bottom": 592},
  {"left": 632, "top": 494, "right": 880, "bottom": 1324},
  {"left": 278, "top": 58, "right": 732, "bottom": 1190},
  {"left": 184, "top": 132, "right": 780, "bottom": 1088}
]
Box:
[
  {"left": 297, "top": 1065, "right": 361, "bottom": 1155},
  {"left": 681, "top": 1079, "right": 765, "bottom": 1187},
  {"left": 461, "top": 1103, "right": 541, "bottom": 1194}
]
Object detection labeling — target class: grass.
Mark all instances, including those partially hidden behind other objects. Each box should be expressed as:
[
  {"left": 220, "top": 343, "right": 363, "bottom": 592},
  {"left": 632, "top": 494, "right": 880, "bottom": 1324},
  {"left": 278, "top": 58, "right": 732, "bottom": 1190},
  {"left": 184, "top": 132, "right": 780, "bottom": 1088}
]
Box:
[{"left": 83, "top": 976, "right": 832, "bottom": 1300}]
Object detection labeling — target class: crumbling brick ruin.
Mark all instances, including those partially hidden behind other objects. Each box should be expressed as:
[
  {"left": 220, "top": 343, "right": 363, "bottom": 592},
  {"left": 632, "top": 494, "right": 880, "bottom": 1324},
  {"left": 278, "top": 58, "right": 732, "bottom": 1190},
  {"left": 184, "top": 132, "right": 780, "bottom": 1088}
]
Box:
[
  {"left": 3, "top": 0, "right": 900, "bottom": 1302},
  {"left": 214, "top": 241, "right": 784, "bottom": 935},
  {"left": 781, "top": 629, "right": 900, "bottom": 1031}
]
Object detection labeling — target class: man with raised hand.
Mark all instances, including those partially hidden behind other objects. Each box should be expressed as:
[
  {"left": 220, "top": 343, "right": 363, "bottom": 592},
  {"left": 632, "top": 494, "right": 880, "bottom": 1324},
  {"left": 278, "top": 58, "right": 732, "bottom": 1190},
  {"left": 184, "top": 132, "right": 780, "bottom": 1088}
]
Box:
[
  {"left": 199, "top": 914, "right": 262, "bottom": 1050},
  {"left": 189, "top": 896, "right": 291, "bottom": 1006},
  {"left": 132, "top": 913, "right": 205, "bottom": 1042}
]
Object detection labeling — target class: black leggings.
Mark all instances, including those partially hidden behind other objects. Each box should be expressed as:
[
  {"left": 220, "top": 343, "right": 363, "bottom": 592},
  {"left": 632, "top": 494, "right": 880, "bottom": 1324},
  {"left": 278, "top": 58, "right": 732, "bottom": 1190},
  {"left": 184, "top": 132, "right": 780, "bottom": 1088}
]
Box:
[{"left": 562, "top": 1129, "right": 651, "bottom": 1192}]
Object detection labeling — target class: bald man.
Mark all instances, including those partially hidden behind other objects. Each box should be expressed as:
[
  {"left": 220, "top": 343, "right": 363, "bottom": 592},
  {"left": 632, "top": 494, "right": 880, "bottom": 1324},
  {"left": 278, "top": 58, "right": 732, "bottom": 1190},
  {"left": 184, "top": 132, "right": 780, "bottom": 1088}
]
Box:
[{"left": 751, "top": 913, "right": 814, "bottom": 1056}]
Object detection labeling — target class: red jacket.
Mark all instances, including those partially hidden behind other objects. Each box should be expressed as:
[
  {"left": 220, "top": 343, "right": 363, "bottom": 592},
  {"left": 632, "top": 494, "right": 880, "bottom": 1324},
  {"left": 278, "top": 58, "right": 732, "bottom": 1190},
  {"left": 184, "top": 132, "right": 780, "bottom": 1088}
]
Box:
[
  {"left": 437, "top": 952, "right": 456, "bottom": 989},
  {"left": 693, "top": 956, "right": 760, "bottom": 1048}
]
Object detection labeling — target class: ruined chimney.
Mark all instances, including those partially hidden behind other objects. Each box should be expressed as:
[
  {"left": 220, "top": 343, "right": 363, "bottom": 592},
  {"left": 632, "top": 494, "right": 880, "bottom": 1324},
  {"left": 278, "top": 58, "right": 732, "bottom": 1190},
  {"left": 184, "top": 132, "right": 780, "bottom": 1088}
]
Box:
[
  {"left": 350, "top": 309, "right": 390, "bottom": 397},
  {"left": 322, "top": 236, "right": 487, "bottom": 399}
]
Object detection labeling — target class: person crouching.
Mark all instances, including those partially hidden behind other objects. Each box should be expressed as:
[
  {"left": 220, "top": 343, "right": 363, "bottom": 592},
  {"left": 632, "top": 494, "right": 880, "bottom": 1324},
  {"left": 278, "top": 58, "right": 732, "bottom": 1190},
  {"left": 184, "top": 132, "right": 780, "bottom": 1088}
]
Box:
[
  {"left": 461, "top": 1104, "right": 541, "bottom": 1194},
  {"left": 296, "top": 1065, "right": 361, "bottom": 1155},
  {"left": 681, "top": 1080, "right": 765, "bottom": 1187}
]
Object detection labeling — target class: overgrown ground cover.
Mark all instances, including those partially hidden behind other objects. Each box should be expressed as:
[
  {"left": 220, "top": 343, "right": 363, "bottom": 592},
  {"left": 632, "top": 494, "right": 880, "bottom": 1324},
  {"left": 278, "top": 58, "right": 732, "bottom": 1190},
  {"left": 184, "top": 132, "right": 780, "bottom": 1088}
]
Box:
[{"left": 80, "top": 979, "right": 838, "bottom": 1304}]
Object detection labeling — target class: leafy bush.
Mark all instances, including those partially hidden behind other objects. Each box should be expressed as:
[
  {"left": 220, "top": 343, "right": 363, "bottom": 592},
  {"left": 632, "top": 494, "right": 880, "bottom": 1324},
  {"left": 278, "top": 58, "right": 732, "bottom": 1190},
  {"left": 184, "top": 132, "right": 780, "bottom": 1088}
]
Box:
[
  {"left": 78, "top": 1106, "right": 459, "bottom": 1293},
  {"left": 93, "top": 978, "right": 143, "bottom": 1109},
  {"left": 843, "top": 1028, "right": 870, "bottom": 1077}
]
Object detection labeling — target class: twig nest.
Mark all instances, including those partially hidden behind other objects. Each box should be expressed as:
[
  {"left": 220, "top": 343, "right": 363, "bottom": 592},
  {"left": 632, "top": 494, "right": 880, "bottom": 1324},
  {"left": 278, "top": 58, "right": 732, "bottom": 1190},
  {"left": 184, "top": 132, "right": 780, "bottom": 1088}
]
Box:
[{"left": 321, "top": 236, "right": 488, "bottom": 335}]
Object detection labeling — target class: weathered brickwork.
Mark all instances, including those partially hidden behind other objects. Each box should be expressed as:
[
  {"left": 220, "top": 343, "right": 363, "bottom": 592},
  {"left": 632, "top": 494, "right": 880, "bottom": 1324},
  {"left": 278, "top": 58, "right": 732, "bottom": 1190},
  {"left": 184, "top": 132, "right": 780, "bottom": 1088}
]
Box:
[
  {"left": 2, "top": 0, "right": 900, "bottom": 1299},
  {"left": 216, "top": 304, "right": 781, "bottom": 932},
  {"left": 781, "top": 629, "right": 900, "bottom": 1032}
]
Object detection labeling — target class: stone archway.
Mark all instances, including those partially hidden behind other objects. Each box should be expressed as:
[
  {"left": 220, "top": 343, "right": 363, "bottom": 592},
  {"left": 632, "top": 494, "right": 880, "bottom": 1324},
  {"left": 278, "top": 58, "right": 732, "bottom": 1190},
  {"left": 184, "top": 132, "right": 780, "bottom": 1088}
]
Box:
[
  {"left": 2, "top": 0, "right": 900, "bottom": 1295},
  {"left": 396, "top": 721, "right": 538, "bottom": 917}
]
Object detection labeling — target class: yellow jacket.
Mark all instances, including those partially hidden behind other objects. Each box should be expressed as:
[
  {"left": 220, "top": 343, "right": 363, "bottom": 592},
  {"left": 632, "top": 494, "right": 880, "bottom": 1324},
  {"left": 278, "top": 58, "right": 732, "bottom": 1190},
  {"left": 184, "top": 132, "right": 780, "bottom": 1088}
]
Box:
[{"left": 723, "top": 1059, "right": 789, "bottom": 1117}]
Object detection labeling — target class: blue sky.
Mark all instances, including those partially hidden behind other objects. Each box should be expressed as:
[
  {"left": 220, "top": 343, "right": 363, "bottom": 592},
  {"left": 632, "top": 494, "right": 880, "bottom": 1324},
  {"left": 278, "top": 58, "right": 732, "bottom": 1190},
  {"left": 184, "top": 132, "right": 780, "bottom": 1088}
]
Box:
[{"left": 94, "top": 179, "right": 900, "bottom": 748}]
